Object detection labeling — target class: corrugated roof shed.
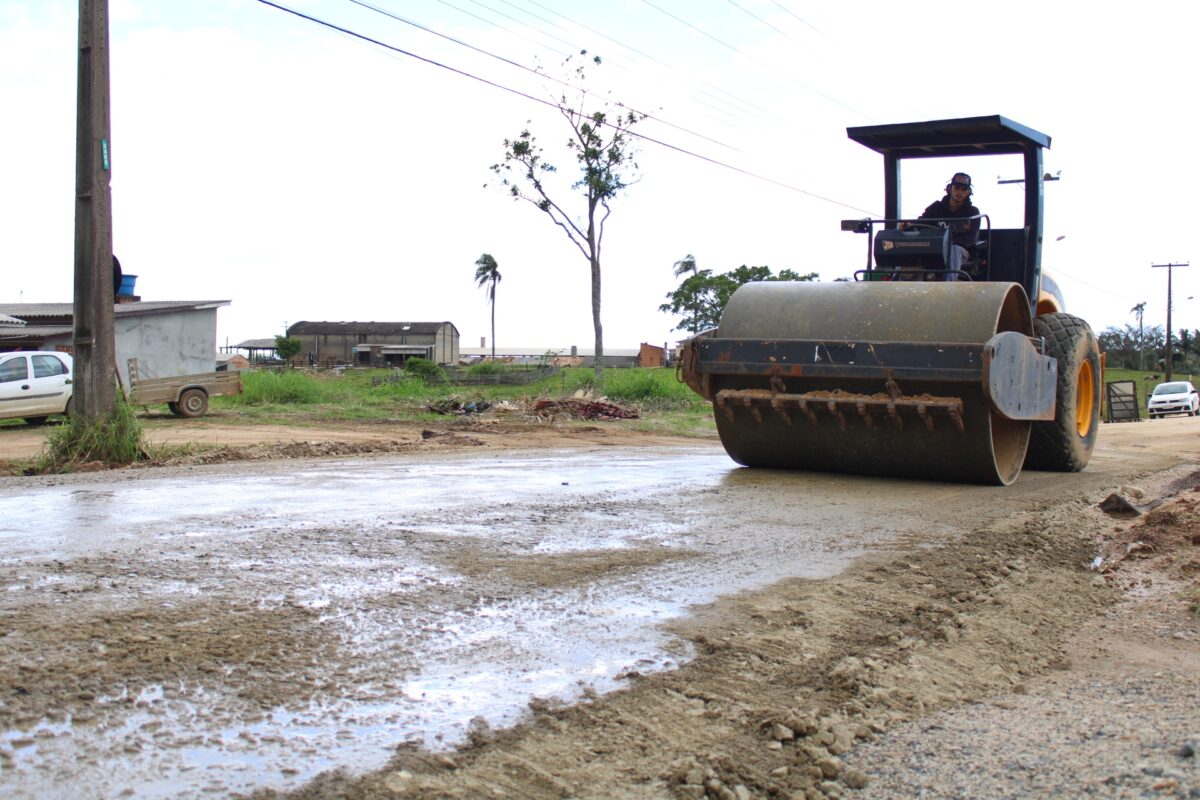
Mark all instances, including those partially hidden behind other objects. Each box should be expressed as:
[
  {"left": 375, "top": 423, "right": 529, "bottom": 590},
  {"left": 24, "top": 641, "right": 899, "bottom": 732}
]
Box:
[
  {"left": 0, "top": 301, "right": 230, "bottom": 322},
  {"left": 288, "top": 321, "right": 456, "bottom": 336}
]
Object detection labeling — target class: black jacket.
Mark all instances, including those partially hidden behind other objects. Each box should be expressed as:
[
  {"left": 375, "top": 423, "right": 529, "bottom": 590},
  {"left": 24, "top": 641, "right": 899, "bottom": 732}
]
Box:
[{"left": 919, "top": 197, "right": 980, "bottom": 249}]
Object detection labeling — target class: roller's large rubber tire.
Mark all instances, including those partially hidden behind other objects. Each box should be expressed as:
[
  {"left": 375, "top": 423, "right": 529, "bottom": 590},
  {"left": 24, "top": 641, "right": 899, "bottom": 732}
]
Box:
[
  {"left": 1024, "top": 313, "right": 1101, "bottom": 472},
  {"left": 174, "top": 388, "right": 209, "bottom": 418}
]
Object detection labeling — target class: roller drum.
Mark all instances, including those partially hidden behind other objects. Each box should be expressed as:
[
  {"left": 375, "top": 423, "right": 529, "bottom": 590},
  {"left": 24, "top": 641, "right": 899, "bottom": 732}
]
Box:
[{"left": 710, "top": 281, "right": 1034, "bottom": 485}]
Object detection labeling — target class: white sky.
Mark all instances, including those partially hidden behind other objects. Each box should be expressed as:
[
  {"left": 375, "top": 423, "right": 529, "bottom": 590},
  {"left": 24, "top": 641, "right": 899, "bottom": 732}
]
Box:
[{"left": 3, "top": 0, "right": 1199, "bottom": 352}]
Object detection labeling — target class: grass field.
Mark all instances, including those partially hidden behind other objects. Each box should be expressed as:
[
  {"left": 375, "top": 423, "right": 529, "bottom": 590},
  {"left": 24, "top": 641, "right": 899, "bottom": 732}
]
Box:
[{"left": 206, "top": 366, "right": 718, "bottom": 435}]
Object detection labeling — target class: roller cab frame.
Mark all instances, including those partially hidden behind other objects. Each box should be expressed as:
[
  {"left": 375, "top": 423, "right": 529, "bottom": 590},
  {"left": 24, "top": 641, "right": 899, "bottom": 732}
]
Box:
[{"left": 680, "top": 116, "right": 1101, "bottom": 485}]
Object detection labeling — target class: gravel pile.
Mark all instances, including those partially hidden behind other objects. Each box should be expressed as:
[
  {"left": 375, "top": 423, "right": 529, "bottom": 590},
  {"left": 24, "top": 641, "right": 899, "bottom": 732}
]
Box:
[
  {"left": 846, "top": 670, "right": 1199, "bottom": 799},
  {"left": 843, "top": 488, "right": 1200, "bottom": 800}
]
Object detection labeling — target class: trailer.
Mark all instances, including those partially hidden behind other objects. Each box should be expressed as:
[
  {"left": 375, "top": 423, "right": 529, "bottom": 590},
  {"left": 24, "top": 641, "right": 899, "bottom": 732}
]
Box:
[{"left": 126, "top": 358, "right": 243, "bottom": 418}]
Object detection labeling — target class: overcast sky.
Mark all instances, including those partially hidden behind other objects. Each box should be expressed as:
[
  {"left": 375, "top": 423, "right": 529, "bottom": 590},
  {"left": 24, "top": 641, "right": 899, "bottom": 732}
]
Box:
[{"left": 3, "top": 0, "right": 1199, "bottom": 353}]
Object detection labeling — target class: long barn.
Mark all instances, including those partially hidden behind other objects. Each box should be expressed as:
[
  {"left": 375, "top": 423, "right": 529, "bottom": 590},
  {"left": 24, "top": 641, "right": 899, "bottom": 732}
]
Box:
[{"left": 286, "top": 321, "right": 459, "bottom": 367}]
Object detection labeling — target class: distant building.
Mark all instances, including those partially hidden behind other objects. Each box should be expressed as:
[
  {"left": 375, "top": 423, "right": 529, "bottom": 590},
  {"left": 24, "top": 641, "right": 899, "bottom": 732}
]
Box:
[
  {"left": 229, "top": 339, "right": 280, "bottom": 363},
  {"left": 0, "top": 300, "right": 231, "bottom": 386},
  {"left": 639, "top": 342, "right": 667, "bottom": 368},
  {"left": 216, "top": 352, "right": 251, "bottom": 372},
  {"left": 458, "top": 345, "right": 641, "bottom": 368},
  {"left": 286, "top": 321, "right": 459, "bottom": 367}
]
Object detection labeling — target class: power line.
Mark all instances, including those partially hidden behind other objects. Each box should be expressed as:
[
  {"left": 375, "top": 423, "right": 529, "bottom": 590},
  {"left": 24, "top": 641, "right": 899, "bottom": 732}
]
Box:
[
  {"left": 639, "top": 0, "right": 869, "bottom": 120},
  {"left": 344, "top": 0, "right": 743, "bottom": 153},
  {"left": 458, "top": 0, "right": 580, "bottom": 55},
  {"left": 478, "top": 0, "right": 791, "bottom": 132},
  {"left": 765, "top": 0, "right": 830, "bottom": 39},
  {"left": 506, "top": 0, "right": 671, "bottom": 68},
  {"left": 255, "top": 0, "right": 873, "bottom": 215},
  {"left": 424, "top": 0, "right": 571, "bottom": 60},
  {"left": 724, "top": 0, "right": 791, "bottom": 39}
]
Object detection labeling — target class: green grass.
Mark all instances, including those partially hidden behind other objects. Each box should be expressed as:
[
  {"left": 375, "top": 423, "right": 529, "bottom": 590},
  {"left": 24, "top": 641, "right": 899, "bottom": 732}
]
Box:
[
  {"left": 201, "top": 366, "right": 715, "bottom": 432},
  {"left": 560, "top": 367, "right": 704, "bottom": 406},
  {"left": 466, "top": 361, "right": 507, "bottom": 376},
  {"left": 2, "top": 367, "right": 716, "bottom": 474},
  {"left": 228, "top": 369, "right": 347, "bottom": 405},
  {"left": 30, "top": 397, "right": 147, "bottom": 473}
]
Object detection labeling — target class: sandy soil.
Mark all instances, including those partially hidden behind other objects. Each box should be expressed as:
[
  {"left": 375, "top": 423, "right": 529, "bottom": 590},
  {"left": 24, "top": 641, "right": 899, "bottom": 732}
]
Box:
[
  {"left": 265, "top": 462, "right": 1199, "bottom": 800},
  {"left": 1, "top": 414, "right": 1197, "bottom": 799},
  {"left": 0, "top": 414, "right": 692, "bottom": 470}
]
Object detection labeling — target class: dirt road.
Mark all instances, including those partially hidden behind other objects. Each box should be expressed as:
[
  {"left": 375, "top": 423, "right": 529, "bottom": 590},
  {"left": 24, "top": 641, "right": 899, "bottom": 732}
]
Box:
[{"left": 0, "top": 416, "right": 1197, "bottom": 799}]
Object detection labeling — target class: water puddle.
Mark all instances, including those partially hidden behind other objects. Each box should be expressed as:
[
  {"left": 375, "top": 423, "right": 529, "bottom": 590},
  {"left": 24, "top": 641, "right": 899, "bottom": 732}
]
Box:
[{"left": 0, "top": 446, "right": 939, "bottom": 798}]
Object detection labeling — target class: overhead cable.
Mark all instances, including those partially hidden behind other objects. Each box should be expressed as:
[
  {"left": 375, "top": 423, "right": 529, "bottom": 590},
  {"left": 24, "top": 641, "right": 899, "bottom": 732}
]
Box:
[
  {"left": 346, "top": 0, "right": 742, "bottom": 152},
  {"left": 254, "top": 0, "right": 874, "bottom": 215},
  {"left": 640, "top": 0, "right": 868, "bottom": 119}
]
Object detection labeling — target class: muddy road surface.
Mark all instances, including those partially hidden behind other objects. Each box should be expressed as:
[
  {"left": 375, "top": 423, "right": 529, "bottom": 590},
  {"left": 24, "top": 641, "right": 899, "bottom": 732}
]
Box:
[{"left": 0, "top": 417, "right": 1198, "bottom": 798}]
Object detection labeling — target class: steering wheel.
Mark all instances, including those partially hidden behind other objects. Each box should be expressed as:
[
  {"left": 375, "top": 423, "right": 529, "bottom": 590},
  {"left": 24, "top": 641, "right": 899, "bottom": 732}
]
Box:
[{"left": 898, "top": 222, "right": 944, "bottom": 232}]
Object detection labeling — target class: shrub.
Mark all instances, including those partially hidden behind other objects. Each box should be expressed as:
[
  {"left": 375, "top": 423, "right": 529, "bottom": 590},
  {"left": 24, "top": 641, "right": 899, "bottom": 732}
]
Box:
[
  {"left": 405, "top": 358, "right": 446, "bottom": 384},
  {"left": 31, "top": 397, "right": 146, "bottom": 472}
]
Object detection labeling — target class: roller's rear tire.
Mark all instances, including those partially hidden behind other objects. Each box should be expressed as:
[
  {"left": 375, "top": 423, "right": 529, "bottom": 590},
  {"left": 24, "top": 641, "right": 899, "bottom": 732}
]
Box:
[{"left": 1024, "top": 313, "right": 1101, "bottom": 472}]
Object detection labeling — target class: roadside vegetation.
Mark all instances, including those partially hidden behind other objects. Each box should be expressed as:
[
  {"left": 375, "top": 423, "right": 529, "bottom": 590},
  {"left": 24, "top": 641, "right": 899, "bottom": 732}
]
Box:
[
  {"left": 0, "top": 366, "right": 714, "bottom": 475},
  {"left": 204, "top": 365, "right": 714, "bottom": 433},
  {"left": 29, "top": 396, "right": 148, "bottom": 473}
]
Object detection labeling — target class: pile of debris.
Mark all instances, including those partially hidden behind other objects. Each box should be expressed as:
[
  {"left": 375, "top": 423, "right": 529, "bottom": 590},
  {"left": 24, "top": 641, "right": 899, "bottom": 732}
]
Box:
[
  {"left": 426, "top": 398, "right": 493, "bottom": 416},
  {"left": 528, "top": 398, "right": 639, "bottom": 420}
]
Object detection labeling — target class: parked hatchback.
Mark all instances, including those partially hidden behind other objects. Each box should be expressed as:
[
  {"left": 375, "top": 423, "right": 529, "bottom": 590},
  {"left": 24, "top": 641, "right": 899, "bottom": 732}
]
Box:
[
  {"left": 0, "top": 351, "right": 73, "bottom": 424},
  {"left": 1147, "top": 380, "right": 1200, "bottom": 419}
]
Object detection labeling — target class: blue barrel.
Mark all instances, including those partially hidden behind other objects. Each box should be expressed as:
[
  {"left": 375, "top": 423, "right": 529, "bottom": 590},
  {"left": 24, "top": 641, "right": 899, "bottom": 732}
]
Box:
[{"left": 118, "top": 274, "right": 138, "bottom": 296}]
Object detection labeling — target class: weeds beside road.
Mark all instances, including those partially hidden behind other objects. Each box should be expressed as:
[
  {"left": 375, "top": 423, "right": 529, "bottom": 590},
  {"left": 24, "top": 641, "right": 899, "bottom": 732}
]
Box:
[{"left": 0, "top": 367, "right": 717, "bottom": 474}]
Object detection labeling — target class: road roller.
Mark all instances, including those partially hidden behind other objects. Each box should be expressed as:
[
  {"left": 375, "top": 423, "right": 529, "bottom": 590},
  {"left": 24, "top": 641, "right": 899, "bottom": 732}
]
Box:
[{"left": 679, "top": 115, "right": 1101, "bottom": 485}]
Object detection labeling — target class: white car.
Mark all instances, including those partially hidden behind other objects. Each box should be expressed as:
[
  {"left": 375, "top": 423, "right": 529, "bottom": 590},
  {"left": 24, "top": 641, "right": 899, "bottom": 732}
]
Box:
[
  {"left": 1147, "top": 380, "right": 1200, "bottom": 419},
  {"left": 0, "top": 351, "right": 74, "bottom": 424}
]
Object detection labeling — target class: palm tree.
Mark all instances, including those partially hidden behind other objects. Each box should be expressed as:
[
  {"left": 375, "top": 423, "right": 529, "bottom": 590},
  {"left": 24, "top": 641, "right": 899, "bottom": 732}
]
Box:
[
  {"left": 672, "top": 254, "right": 700, "bottom": 334},
  {"left": 672, "top": 254, "right": 697, "bottom": 280},
  {"left": 1131, "top": 301, "right": 1146, "bottom": 370},
  {"left": 474, "top": 253, "right": 502, "bottom": 359}
]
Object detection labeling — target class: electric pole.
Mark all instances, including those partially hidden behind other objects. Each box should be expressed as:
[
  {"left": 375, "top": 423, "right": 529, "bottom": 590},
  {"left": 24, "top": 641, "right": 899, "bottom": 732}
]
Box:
[
  {"left": 73, "top": 0, "right": 117, "bottom": 419},
  {"left": 1152, "top": 262, "right": 1189, "bottom": 381}
]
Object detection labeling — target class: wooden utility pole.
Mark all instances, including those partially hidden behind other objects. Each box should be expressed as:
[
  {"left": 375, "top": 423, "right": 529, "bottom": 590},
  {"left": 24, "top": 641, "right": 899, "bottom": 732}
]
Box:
[
  {"left": 73, "top": 0, "right": 117, "bottom": 419},
  {"left": 1152, "top": 262, "right": 1189, "bottom": 382}
]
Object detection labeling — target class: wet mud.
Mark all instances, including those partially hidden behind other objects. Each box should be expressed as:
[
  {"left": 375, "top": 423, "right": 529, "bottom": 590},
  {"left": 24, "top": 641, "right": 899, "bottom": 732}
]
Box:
[{"left": 0, "top": 418, "right": 1196, "bottom": 798}]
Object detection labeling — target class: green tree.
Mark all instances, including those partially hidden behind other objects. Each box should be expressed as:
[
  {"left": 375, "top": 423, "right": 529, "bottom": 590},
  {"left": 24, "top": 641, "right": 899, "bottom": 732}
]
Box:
[
  {"left": 474, "top": 253, "right": 502, "bottom": 359},
  {"left": 671, "top": 254, "right": 702, "bottom": 334},
  {"left": 489, "top": 52, "right": 644, "bottom": 389},
  {"left": 659, "top": 265, "right": 818, "bottom": 333},
  {"left": 274, "top": 335, "right": 302, "bottom": 363}
]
